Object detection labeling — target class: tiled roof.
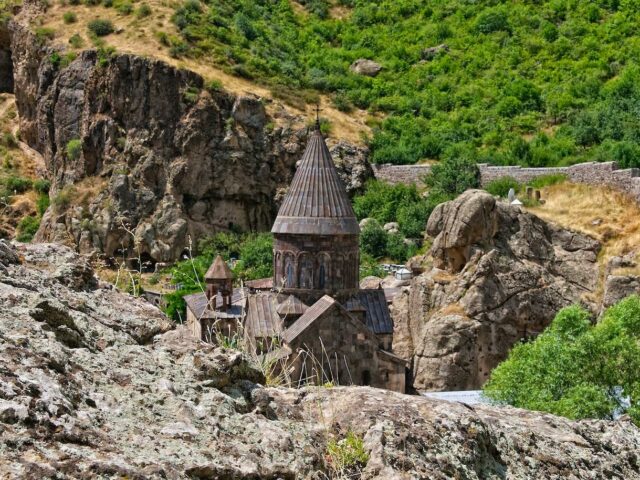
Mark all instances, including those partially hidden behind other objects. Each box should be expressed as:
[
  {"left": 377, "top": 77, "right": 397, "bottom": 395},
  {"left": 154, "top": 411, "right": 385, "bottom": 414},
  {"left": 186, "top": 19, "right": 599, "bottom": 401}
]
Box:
[
  {"left": 276, "top": 294, "right": 309, "bottom": 316},
  {"left": 346, "top": 289, "right": 394, "bottom": 335},
  {"left": 271, "top": 128, "right": 360, "bottom": 236},
  {"left": 245, "top": 293, "right": 283, "bottom": 338},
  {"left": 245, "top": 277, "right": 273, "bottom": 290},
  {"left": 282, "top": 295, "right": 337, "bottom": 344},
  {"left": 205, "top": 255, "right": 233, "bottom": 280},
  {"left": 183, "top": 289, "right": 246, "bottom": 320}
]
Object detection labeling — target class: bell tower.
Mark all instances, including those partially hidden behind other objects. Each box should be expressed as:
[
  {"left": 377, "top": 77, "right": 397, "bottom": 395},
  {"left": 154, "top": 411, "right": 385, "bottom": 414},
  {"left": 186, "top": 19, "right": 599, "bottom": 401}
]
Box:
[{"left": 205, "top": 255, "right": 234, "bottom": 311}]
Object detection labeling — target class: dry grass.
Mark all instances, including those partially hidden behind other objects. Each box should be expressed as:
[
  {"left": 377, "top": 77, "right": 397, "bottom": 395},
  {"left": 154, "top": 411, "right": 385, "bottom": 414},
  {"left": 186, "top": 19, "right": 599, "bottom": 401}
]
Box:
[
  {"left": 529, "top": 182, "right": 640, "bottom": 300},
  {"left": 38, "top": 1, "right": 370, "bottom": 144}
]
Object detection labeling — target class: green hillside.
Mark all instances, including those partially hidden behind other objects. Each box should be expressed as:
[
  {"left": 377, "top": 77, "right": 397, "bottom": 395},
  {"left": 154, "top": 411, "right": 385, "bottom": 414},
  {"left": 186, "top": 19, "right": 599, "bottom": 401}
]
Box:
[{"left": 171, "top": 0, "right": 640, "bottom": 166}]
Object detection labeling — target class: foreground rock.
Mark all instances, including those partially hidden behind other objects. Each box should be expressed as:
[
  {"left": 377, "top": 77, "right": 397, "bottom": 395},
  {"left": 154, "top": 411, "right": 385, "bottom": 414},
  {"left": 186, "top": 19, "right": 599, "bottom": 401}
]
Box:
[
  {"left": 392, "top": 190, "right": 601, "bottom": 391},
  {"left": 6, "top": 1, "right": 372, "bottom": 263},
  {"left": 1, "top": 241, "right": 639, "bottom": 479}
]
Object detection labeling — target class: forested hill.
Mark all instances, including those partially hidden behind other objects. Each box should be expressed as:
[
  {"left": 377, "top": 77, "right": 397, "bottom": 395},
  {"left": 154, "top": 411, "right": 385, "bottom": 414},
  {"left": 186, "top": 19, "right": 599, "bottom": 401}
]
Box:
[{"left": 172, "top": 0, "right": 640, "bottom": 167}]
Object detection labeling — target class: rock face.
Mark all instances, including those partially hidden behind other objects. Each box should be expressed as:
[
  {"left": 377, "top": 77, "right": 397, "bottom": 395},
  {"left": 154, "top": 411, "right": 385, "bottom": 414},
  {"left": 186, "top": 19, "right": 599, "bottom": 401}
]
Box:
[
  {"left": 392, "top": 190, "right": 601, "bottom": 391},
  {"left": 350, "top": 58, "right": 383, "bottom": 77},
  {"left": 603, "top": 252, "right": 640, "bottom": 308},
  {"left": 0, "top": 24, "right": 12, "bottom": 93},
  {"left": 1, "top": 240, "right": 639, "bottom": 479},
  {"left": 6, "top": 7, "right": 372, "bottom": 263}
]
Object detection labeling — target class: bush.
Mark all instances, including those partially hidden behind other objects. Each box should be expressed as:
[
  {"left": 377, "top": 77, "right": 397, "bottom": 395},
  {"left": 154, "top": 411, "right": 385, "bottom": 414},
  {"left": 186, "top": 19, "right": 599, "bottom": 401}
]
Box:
[
  {"left": 1, "top": 132, "right": 17, "bottom": 148},
  {"left": 526, "top": 173, "right": 567, "bottom": 189},
  {"left": 35, "top": 27, "right": 55, "bottom": 43},
  {"left": 4, "top": 176, "right": 32, "bottom": 193},
  {"left": 62, "top": 11, "right": 77, "bottom": 23},
  {"left": 205, "top": 79, "right": 223, "bottom": 93},
  {"left": 136, "top": 3, "right": 151, "bottom": 18},
  {"left": 69, "top": 33, "right": 84, "bottom": 48},
  {"left": 53, "top": 186, "right": 76, "bottom": 211},
  {"left": 426, "top": 145, "right": 480, "bottom": 197},
  {"left": 484, "top": 297, "right": 640, "bottom": 425},
  {"left": 117, "top": 1, "right": 132, "bottom": 14},
  {"left": 484, "top": 176, "right": 521, "bottom": 198},
  {"left": 360, "top": 220, "right": 388, "bottom": 259},
  {"left": 16, "top": 215, "right": 40, "bottom": 242},
  {"left": 36, "top": 193, "right": 50, "bottom": 216},
  {"left": 66, "top": 139, "right": 82, "bottom": 160},
  {"left": 88, "top": 19, "right": 114, "bottom": 36}
]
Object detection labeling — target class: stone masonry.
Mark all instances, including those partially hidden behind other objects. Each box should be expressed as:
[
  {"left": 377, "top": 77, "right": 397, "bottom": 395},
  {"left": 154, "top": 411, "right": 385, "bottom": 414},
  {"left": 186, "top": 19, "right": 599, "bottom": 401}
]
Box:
[{"left": 373, "top": 162, "right": 640, "bottom": 202}]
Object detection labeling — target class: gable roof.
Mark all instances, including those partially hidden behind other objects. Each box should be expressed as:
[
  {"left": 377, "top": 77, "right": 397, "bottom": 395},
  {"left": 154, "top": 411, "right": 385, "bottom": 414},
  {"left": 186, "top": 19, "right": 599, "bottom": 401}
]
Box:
[
  {"left": 271, "top": 128, "right": 360, "bottom": 236},
  {"left": 282, "top": 295, "right": 338, "bottom": 344},
  {"left": 346, "top": 289, "right": 394, "bottom": 335},
  {"left": 244, "top": 292, "right": 283, "bottom": 338},
  {"left": 276, "top": 295, "right": 309, "bottom": 316},
  {"left": 205, "top": 255, "right": 233, "bottom": 280},
  {"left": 183, "top": 289, "right": 246, "bottom": 320}
]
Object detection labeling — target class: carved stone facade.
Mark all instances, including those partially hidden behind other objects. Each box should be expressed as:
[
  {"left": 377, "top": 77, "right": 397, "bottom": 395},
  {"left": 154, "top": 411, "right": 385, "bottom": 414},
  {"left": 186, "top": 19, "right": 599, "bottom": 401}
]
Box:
[{"left": 273, "top": 234, "right": 359, "bottom": 304}]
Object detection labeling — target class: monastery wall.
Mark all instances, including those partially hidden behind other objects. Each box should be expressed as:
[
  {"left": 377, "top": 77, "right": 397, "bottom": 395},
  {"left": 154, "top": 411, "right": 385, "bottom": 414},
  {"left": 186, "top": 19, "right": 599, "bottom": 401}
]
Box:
[{"left": 373, "top": 161, "right": 640, "bottom": 201}]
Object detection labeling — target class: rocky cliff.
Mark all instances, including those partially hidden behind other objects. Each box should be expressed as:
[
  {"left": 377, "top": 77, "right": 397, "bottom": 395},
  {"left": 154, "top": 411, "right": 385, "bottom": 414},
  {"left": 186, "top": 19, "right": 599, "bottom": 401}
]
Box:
[
  {"left": 392, "top": 190, "right": 601, "bottom": 391},
  {"left": 5, "top": 3, "right": 372, "bottom": 263},
  {"left": 1, "top": 240, "right": 639, "bottom": 479}
]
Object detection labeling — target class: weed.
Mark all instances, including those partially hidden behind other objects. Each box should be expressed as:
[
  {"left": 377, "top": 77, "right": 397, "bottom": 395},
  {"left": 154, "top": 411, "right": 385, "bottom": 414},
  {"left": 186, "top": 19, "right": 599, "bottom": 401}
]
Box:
[{"left": 88, "top": 19, "right": 114, "bottom": 37}]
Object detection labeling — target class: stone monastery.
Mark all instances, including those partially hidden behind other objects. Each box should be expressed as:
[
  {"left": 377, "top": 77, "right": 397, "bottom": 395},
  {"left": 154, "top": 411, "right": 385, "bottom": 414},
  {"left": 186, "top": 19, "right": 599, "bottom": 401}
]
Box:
[{"left": 184, "top": 124, "right": 406, "bottom": 392}]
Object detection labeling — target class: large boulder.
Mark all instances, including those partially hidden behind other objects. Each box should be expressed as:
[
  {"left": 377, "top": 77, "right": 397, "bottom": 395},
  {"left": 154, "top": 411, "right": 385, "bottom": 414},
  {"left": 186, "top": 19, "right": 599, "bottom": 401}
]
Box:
[
  {"left": 1, "top": 242, "right": 639, "bottom": 479},
  {"left": 392, "top": 190, "right": 601, "bottom": 391},
  {"left": 350, "top": 59, "right": 383, "bottom": 77}
]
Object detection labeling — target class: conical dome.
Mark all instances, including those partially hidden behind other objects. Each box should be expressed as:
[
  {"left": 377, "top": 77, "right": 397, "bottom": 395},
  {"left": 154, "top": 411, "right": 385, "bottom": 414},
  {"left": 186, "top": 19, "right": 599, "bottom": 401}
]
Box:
[
  {"left": 271, "top": 128, "right": 360, "bottom": 236},
  {"left": 205, "top": 255, "right": 233, "bottom": 280}
]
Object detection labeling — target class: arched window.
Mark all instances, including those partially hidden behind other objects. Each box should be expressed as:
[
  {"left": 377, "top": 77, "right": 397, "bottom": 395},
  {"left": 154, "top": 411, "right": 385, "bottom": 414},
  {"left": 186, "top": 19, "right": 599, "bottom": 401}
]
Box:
[
  {"left": 318, "top": 264, "right": 326, "bottom": 289},
  {"left": 299, "top": 255, "right": 314, "bottom": 289},
  {"left": 318, "top": 253, "right": 330, "bottom": 290},
  {"left": 285, "top": 256, "right": 295, "bottom": 288}
]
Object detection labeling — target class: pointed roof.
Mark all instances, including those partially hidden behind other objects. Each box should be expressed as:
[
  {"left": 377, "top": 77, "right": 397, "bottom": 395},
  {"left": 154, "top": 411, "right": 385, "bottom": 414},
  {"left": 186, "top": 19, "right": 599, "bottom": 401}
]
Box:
[
  {"left": 271, "top": 127, "right": 360, "bottom": 236},
  {"left": 276, "top": 295, "right": 309, "bottom": 316},
  {"left": 205, "top": 255, "right": 233, "bottom": 280}
]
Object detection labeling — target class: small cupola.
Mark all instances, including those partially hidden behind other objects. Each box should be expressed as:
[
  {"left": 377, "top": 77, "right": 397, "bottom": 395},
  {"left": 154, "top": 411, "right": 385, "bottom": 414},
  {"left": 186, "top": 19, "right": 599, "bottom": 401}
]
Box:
[{"left": 205, "top": 255, "right": 234, "bottom": 311}]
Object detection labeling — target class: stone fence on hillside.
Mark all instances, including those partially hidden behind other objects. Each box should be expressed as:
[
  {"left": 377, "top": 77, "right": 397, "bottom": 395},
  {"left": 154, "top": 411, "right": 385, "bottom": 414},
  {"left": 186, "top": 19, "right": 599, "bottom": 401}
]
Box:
[{"left": 373, "top": 162, "right": 640, "bottom": 202}]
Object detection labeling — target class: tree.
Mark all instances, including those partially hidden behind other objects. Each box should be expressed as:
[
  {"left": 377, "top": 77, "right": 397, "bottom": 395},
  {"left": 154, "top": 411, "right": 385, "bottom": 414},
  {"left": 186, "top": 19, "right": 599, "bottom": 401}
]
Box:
[
  {"left": 425, "top": 145, "right": 480, "bottom": 197},
  {"left": 359, "top": 220, "right": 388, "bottom": 259},
  {"left": 484, "top": 297, "right": 640, "bottom": 425}
]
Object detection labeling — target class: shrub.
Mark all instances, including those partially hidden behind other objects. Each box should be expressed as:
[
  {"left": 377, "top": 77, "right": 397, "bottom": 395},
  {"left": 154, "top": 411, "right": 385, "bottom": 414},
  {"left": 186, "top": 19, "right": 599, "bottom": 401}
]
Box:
[
  {"left": 62, "top": 11, "right": 76, "bottom": 23},
  {"left": 1, "top": 132, "right": 17, "bottom": 148},
  {"left": 36, "top": 193, "right": 50, "bottom": 216},
  {"left": 66, "top": 139, "right": 82, "bottom": 160},
  {"left": 426, "top": 145, "right": 480, "bottom": 197},
  {"left": 33, "top": 179, "right": 51, "bottom": 195},
  {"left": 35, "top": 27, "right": 55, "bottom": 43},
  {"left": 69, "top": 33, "right": 84, "bottom": 48},
  {"left": 53, "top": 186, "right": 76, "bottom": 211},
  {"left": 326, "top": 431, "right": 369, "bottom": 474},
  {"left": 88, "top": 19, "right": 114, "bottom": 37},
  {"left": 117, "top": 1, "right": 133, "bottom": 14},
  {"left": 16, "top": 215, "right": 40, "bottom": 242},
  {"left": 136, "top": 3, "right": 151, "bottom": 18},
  {"left": 484, "top": 297, "right": 640, "bottom": 425},
  {"left": 4, "top": 176, "right": 32, "bottom": 193},
  {"left": 360, "top": 220, "right": 388, "bottom": 259},
  {"left": 205, "top": 79, "right": 223, "bottom": 93},
  {"left": 484, "top": 176, "right": 521, "bottom": 198},
  {"left": 526, "top": 173, "right": 567, "bottom": 189}
]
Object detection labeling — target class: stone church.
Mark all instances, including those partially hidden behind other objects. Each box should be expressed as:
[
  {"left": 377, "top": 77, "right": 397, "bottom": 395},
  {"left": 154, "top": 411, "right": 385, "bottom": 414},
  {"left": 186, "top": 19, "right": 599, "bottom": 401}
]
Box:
[{"left": 184, "top": 125, "right": 406, "bottom": 392}]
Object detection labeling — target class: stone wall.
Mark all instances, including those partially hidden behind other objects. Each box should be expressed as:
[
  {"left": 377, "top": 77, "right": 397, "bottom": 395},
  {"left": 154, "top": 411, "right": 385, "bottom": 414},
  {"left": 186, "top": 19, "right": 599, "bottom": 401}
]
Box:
[{"left": 373, "top": 161, "right": 640, "bottom": 202}]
